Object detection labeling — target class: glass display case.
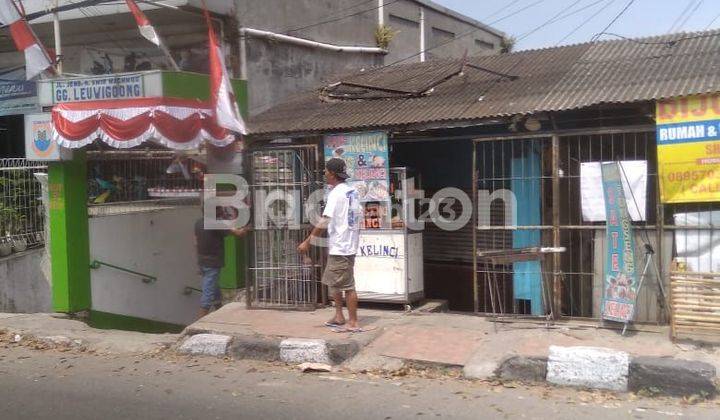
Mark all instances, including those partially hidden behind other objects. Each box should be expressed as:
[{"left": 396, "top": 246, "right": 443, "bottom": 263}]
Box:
[{"left": 354, "top": 167, "right": 424, "bottom": 307}]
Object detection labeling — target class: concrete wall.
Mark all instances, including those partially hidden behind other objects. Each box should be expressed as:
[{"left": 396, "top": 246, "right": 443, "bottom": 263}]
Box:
[
  {"left": 88, "top": 206, "right": 202, "bottom": 326},
  {"left": 236, "top": 0, "right": 505, "bottom": 115},
  {"left": 384, "top": 1, "right": 503, "bottom": 63},
  {"left": 0, "top": 248, "right": 52, "bottom": 313}
]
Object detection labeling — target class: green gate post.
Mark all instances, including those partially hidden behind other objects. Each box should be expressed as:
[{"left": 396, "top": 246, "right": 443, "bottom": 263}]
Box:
[
  {"left": 220, "top": 236, "right": 246, "bottom": 290},
  {"left": 48, "top": 153, "right": 91, "bottom": 312}
]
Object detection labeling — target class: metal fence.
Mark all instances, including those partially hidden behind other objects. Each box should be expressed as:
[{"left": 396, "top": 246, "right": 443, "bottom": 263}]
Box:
[
  {"left": 86, "top": 151, "right": 203, "bottom": 216},
  {"left": 0, "top": 158, "right": 47, "bottom": 253},
  {"left": 473, "top": 130, "right": 669, "bottom": 322}
]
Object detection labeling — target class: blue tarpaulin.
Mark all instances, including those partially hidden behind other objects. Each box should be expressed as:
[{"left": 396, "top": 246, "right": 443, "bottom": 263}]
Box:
[{"left": 511, "top": 143, "right": 543, "bottom": 315}]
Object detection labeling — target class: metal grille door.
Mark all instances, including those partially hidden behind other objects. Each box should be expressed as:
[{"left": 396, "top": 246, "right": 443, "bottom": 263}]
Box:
[{"left": 248, "top": 146, "right": 324, "bottom": 308}]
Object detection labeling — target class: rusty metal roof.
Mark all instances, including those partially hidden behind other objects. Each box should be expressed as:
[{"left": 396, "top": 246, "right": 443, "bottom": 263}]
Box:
[{"left": 249, "top": 30, "right": 720, "bottom": 137}]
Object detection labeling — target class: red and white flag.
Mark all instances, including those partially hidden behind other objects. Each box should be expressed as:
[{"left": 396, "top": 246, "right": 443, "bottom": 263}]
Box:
[
  {"left": 0, "top": 0, "right": 54, "bottom": 79},
  {"left": 125, "top": 0, "right": 160, "bottom": 46},
  {"left": 204, "top": 8, "right": 247, "bottom": 135}
]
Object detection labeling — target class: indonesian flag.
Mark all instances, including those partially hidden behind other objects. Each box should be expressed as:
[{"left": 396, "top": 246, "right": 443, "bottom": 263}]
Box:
[
  {"left": 125, "top": 0, "right": 160, "bottom": 46},
  {"left": 0, "top": 0, "right": 54, "bottom": 80},
  {"left": 204, "top": 8, "right": 247, "bottom": 135}
]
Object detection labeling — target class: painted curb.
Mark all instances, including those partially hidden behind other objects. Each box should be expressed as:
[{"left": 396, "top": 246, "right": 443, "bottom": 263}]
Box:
[
  {"left": 488, "top": 346, "right": 719, "bottom": 398},
  {"left": 178, "top": 333, "right": 232, "bottom": 357},
  {"left": 279, "top": 338, "right": 331, "bottom": 364},
  {"left": 547, "top": 346, "right": 630, "bottom": 392}
]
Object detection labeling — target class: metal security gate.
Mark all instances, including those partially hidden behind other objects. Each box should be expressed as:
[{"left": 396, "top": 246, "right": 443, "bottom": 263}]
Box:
[
  {"left": 247, "top": 145, "right": 324, "bottom": 308},
  {"left": 473, "top": 128, "right": 667, "bottom": 322}
]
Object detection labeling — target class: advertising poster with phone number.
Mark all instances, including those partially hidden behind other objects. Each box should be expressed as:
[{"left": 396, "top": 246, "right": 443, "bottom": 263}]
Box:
[{"left": 323, "top": 131, "right": 390, "bottom": 202}]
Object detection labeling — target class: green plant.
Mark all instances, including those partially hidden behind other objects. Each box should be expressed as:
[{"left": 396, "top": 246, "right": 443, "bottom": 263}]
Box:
[
  {"left": 375, "top": 24, "right": 399, "bottom": 49},
  {"left": 500, "top": 36, "right": 516, "bottom": 54}
]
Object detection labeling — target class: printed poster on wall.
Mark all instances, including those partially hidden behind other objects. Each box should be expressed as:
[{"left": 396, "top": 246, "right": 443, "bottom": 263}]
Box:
[
  {"left": 656, "top": 94, "right": 720, "bottom": 203},
  {"left": 601, "top": 162, "right": 640, "bottom": 323},
  {"left": 323, "top": 131, "right": 390, "bottom": 202}
]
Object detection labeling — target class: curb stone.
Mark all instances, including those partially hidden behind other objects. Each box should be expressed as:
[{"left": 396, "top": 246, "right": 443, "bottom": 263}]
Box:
[
  {"left": 279, "top": 338, "right": 331, "bottom": 364},
  {"left": 629, "top": 356, "right": 717, "bottom": 397},
  {"left": 487, "top": 346, "right": 719, "bottom": 398},
  {"left": 181, "top": 331, "right": 364, "bottom": 365},
  {"left": 495, "top": 356, "right": 548, "bottom": 383},
  {"left": 546, "top": 346, "right": 629, "bottom": 392},
  {"left": 178, "top": 334, "right": 231, "bottom": 357},
  {"left": 227, "top": 335, "right": 282, "bottom": 361}
]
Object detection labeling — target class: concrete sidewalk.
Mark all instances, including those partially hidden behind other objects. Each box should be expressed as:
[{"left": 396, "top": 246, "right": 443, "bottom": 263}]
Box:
[
  {"left": 0, "top": 313, "right": 177, "bottom": 355},
  {"left": 179, "top": 304, "right": 720, "bottom": 397}
]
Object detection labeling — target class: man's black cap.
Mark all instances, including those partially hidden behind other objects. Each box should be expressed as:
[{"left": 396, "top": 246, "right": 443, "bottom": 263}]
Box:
[{"left": 326, "top": 158, "right": 350, "bottom": 179}]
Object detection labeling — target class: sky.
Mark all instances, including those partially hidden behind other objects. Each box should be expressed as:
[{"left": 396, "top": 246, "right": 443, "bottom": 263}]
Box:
[{"left": 434, "top": 0, "right": 720, "bottom": 51}]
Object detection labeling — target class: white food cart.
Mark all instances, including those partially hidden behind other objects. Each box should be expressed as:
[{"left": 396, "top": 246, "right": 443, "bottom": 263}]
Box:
[{"left": 354, "top": 167, "right": 424, "bottom": 308}]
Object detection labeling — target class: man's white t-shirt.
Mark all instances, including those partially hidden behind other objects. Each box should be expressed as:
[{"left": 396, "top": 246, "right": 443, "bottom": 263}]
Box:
[{"left": 323, "top": 182, "right": 361, "bottom": 256}]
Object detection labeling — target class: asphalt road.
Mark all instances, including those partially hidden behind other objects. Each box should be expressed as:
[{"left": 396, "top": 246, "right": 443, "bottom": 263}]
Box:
[{"left": 0, "top": 344, "right": 718, "bottom": 420}]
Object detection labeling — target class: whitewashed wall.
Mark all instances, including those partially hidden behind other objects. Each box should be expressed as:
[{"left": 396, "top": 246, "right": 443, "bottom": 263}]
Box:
[{"left": 89, "top": 206, "right": 201, "bottom": 326}]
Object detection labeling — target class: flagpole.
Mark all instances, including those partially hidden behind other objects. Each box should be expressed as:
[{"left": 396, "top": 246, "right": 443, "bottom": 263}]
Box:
[
  {"left": 53, "top": 0, "right": 62, "bottom": 74},
  {"left": 159, "top": 40, "right": 180, "bottom": 71}
]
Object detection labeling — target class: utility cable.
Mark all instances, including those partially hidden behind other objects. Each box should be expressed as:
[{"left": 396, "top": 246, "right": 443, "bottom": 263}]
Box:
[
  {"left": 590, "top": 0, "right": 636, "bottom": 42},
  {"left": 667, "top": 0, "right": 699, "bottom": 34},
  {"left": 556, "top": 0, "right": 616, "bottom": 46},
  {"left": 282, "top": 0, "right": 401, "bottom": 35},
  {"left": 705, "top": 10, "right": 720, "bottom": 30},
  {"left": 676, "top": 0, "right": 704, "bottom": 33},
  {"left": 517, "top": 0, "right": 602, "bottom": 41}
]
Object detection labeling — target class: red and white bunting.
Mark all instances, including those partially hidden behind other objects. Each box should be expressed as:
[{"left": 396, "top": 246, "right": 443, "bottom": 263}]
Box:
[
  {"left": 204, "top": 7, "right": 247, "bottom": 136},
  {"left": 51, "top": 98, "right": 235, "bottom": 150},
  {"left": 125, "top": 0, "right": 161, "bottom": 46},
  {"left": 0, "top": 0, "right": 54, "bottom": 80}
]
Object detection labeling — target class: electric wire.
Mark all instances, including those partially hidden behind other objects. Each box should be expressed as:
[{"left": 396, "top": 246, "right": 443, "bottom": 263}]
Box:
[
  {"left": 282, "top": 0, "right": 401, "bottom": 35},
  {"left": 555, "top": 0, "right": 616, "bottom": 45},
  {"left": 667, "top": 0, "right": 699, "bottom": 34},
  {"left": 705, "top": 10, "right": 720, "bottom": 30},
  {"left": 590, "top": 0, "right": 636, "bottom": 42},
  {"left": 517, "top": 0, "right": 602, "bottom": 41},
  {"left": 676, "top": 0, "right": 704, "bottom": 33},
  {"left": 483, "top": 0, "right": 523, "bottom": 21}
]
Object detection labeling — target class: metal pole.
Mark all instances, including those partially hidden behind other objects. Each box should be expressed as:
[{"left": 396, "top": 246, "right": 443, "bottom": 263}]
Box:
[
  {"left": 378, "top": 0, "right": 384, "bottom": 27},
  {"left": 552, "top": 134, "right": 561, "bottom": 319},
  {"left": 472, "top": 140, "right": 479, "bottom": 313},
  {"left": 240, "top": 30, "right": 248, "bottom": 80},
  {"left": 53, "top": 0, "right": 62, "bottom": 74},
  {"left": 419, "top": 7, "right": 426, "bottom": 62}
]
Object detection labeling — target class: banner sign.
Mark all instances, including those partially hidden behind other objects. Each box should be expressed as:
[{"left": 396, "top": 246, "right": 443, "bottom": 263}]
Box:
[
  {"left": 656, "top": 94, "right": 720, "bottom": 203},
  {"left": 323, "top": 131, "right": 390, "bottom": 202},
  {"left": 0, "top": 79, "right": 38, "bottom": 116},
  {"left": 51, "top": 74, "right": 144, "bottom": 104},
  {"left": 601, "top": 162, "right": 640, "bottom": 323}
]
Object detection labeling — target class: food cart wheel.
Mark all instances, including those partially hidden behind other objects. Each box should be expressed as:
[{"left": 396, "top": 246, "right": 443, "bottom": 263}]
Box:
[{"left": 404, "top": 304, "right": 412, "bottom": 313}]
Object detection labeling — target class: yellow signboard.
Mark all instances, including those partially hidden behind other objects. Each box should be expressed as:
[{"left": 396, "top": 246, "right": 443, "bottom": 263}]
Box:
[{"left": 656, "top": 94, "right": 720, "bottom": 203}]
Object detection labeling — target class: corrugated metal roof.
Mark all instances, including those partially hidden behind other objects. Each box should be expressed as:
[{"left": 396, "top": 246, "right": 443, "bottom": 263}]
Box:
[{"left": 250, "top": 30, "right": 720, "bottom": 136}]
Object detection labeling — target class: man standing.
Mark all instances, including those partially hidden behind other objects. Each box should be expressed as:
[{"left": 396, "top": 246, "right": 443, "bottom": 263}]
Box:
[
  {"left": 298, "top": 158, "right": 362, "bottom": 331},
  {"left": 195, "top": 207, "right": 250, "bottom": 318}
]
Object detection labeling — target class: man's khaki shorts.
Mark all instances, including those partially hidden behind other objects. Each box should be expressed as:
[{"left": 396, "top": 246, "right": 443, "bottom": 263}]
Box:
[{"left": 322, "top": 255, "right": 356, "bottom": 295}]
